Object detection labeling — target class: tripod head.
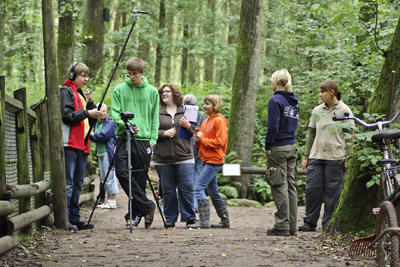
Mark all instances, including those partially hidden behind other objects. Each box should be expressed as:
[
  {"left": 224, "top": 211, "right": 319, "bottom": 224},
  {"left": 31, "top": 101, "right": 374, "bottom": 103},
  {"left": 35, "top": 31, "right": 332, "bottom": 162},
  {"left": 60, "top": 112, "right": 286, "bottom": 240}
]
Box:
[{"left": 121, "top": 111, "right": 135, "bottom": 122}]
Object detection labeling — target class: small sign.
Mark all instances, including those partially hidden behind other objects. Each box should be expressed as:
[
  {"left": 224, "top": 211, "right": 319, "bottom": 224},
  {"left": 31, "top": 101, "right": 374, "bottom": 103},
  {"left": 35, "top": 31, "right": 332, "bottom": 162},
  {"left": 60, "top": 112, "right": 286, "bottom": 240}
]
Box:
[{"left": 222, "top": 164, "right": 241, "bottom": 176}]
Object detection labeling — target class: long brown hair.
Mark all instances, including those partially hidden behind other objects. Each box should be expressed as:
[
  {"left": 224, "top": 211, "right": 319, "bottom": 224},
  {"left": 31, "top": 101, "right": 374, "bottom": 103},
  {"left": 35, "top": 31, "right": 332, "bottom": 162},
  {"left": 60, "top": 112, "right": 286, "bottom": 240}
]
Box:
[{"left": 158, "top": 84, "right": 183, "bottom": 106}]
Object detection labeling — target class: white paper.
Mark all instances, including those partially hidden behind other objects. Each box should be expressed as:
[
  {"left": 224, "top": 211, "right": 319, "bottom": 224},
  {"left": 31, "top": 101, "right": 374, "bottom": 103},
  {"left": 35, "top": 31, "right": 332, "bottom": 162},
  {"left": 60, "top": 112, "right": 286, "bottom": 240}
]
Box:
[
  {"left": 184, "top": 105, "right": 199, "bottom": 122},
  {"left": 222, "top": 164, "right": 241, "bottom": 176}
]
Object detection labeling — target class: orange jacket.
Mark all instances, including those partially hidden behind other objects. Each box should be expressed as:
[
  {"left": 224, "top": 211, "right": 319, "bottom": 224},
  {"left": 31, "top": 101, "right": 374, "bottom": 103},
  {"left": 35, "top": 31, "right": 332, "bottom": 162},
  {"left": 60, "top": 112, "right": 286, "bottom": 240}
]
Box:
[{"left": 194, "top": 113, "right": 228, "bottom": 164}]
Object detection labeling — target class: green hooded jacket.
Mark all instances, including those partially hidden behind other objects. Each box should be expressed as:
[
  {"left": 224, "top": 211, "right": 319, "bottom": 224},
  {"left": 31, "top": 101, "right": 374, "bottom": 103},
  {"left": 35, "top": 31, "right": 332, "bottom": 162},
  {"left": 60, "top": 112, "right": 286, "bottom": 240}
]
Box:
[{"left": 111, "top": 75, "right": 159, "bottom": 144}]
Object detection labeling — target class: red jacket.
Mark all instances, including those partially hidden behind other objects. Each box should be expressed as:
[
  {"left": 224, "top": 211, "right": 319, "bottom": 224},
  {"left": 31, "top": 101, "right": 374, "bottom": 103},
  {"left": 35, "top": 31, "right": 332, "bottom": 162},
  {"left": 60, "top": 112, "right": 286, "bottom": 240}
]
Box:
[
  {"left": 194, "top": 113, "right": 228, "bottom": 164},
  {"left": 60, "top": 80, "right": 95, "bottom": 154}
]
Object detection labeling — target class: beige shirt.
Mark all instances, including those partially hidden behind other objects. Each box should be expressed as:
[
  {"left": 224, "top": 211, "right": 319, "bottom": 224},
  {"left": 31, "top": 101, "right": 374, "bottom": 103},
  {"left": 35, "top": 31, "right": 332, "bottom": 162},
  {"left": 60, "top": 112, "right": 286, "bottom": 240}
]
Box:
[{"left": 308, "top": 101, "right": 354, "bottom": 160}]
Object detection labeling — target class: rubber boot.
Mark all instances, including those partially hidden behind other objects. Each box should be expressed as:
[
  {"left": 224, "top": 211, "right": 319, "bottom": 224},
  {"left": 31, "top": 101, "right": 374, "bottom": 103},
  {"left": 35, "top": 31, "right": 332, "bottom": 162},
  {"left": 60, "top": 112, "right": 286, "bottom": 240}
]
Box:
[
  {"left": 211, "top": 201, "right": 230, "bottom": 228},
  {"left": 187, "top": 199, "right": 210, "bottom": 229}
]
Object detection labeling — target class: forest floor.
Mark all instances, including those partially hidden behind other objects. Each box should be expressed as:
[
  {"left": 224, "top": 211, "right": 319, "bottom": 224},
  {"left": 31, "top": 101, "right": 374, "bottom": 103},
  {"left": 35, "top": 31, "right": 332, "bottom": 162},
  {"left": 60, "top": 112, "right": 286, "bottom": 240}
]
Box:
[{"left": 0, "top": 177, "right": 376, "bottom": 267}]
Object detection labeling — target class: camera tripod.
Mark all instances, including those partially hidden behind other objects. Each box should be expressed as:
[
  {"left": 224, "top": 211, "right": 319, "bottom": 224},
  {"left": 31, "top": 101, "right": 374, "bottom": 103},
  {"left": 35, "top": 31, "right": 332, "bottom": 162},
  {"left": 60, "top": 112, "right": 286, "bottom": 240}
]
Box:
[{"left": 87, "top": 112, "right": 167, "bottom": 232}]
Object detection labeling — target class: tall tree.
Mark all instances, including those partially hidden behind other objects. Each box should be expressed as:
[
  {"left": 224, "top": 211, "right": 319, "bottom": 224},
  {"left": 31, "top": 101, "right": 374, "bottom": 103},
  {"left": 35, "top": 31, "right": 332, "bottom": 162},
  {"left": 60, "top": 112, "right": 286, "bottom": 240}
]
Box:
[
  {"left": 181, "top": 22, "right": 189, "bottom": 87},
  {"left": 81, "top": 0, "right": 104, "bottom": 81},
  {"left": 203, "top": 0, "right": 216, "bottom": 82},
  {"left": 228, "top": 0, "right": 263, "bottom": 198},
  {"left": 329, "top": 14, "right": 400, "bottom": 233},
  {"left": 0, "top": 1, "right": 5, "bottom": 73},
  {"left": 42, "top": 0, "right": 68, "bottom": 230},
  {"left": 154, "top": 0, "right": 165, "bottom": 87},
  {"left": 57, "top": 0, "right": 75, "bottom": 84}
]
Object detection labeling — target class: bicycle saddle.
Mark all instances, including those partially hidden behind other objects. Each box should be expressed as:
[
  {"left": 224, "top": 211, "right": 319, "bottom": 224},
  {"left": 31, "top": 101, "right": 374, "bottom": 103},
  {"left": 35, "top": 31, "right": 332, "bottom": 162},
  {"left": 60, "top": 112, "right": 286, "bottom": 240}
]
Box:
[{"left": 371, "top": 129, "right": 400, "bottom": 143}]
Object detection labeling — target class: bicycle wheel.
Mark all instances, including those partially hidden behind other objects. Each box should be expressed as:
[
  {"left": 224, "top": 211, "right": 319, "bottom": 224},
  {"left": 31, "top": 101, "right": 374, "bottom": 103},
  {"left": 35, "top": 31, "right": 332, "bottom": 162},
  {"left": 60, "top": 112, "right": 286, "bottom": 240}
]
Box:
[{"left": 376, "top": 201, "right": 400, "bottom": 267}]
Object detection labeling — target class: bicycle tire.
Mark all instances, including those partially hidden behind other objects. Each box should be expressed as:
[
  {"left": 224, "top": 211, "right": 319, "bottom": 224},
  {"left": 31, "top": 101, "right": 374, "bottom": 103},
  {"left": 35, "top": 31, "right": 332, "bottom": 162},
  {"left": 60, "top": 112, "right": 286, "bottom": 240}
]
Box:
[{"left": 376, "top": 201, "right": 400, "bottom": 267}]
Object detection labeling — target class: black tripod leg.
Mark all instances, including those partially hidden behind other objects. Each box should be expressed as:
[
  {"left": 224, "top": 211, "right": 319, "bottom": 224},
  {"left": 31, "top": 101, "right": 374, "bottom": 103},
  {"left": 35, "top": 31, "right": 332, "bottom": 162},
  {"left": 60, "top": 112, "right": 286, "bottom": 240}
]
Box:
[{"left": 86, "top": 154, "right": 116, "bottom": 226}]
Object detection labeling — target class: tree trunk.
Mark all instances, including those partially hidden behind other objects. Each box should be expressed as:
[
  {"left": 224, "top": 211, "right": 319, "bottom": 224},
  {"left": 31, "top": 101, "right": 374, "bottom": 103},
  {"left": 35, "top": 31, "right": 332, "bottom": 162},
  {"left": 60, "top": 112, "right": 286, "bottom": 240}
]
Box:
[
  {"left": 203, "top": 0, "right": 216, "bottom": 82},
  {"left": 42, "top": 0, "right": 68, "bottom": 230},
  {"left": 165, "top": 15, "right": 174, "bottom": 82},
  {"left": 0, "top": 1, "right": 5, "bottom": 72},
  {"left": 57, "top": 0, "right": 75, "bottom": 85},
  {"left": 227, "top": 0, "right": 263, "bottom": 198},
  {"left": 154, "top": 0, "right": 165, "bottom": 87},
  {"left": 112, "top": 7, "right": 122, "bottom": 62},
  {"left": 181, "top": 23, "right": 189, "bottom": 88},
  {"left": 136, "top": 0, "right": 150, "bottom": 63},
  {"left": 329, "top": 15, "right": 400, "bottom": 234},
  {"left": 81, "top": 0, "right": 104, "bottom": 81}
]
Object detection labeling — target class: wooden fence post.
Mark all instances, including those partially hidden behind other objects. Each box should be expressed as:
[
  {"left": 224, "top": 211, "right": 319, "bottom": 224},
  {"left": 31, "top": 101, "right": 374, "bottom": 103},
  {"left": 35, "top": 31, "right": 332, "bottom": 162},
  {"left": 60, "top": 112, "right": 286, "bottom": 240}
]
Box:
[
  {"left": 32, "top": 105, "right": 45, "bottom": 229},
  {"left": 0, "top": 76, "right": 6, "bottom": 236},
  {"left": 13, "top": 88, "right": 32, "bottom": 235}
]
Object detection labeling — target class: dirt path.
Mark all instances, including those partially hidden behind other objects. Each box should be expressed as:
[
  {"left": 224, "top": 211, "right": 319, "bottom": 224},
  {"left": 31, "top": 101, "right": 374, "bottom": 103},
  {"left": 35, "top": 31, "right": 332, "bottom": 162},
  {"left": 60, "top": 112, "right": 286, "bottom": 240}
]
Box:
[{"left": 1, "top": 178, "right": 375, "bottom": 267}]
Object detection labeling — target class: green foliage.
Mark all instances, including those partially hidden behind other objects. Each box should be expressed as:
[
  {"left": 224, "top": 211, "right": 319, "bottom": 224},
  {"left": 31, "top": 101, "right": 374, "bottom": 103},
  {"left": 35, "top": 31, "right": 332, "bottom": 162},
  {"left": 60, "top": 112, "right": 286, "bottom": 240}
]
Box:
[{"left": 252, "top": 176, "right": 272, "bottom": 204}]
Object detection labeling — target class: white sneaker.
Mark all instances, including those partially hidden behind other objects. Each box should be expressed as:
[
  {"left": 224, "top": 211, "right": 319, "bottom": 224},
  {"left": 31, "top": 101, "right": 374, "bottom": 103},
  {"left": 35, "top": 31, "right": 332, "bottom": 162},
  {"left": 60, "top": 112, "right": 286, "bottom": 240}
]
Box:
[{"left": 100, "top": 201, "right": 117, "bottom": 209}]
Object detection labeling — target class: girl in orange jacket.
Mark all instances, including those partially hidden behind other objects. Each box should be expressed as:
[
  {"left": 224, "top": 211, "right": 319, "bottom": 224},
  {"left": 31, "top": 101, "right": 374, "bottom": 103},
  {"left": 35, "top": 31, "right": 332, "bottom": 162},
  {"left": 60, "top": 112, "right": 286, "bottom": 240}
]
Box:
[{"left": 187, "top": 94, "right": 230, "bottom": 229}]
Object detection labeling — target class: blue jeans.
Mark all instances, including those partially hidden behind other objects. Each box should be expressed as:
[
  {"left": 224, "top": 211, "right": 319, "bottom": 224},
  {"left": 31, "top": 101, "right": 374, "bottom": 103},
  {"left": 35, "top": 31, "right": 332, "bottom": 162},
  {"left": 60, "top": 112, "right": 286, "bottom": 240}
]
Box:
[
  {"left": 193, "top": 156, "right": 204, "bottom": 210},
  {"left": 64, "top": 147, "right": 88, "bottom": 223},
  {"left": 155, "top": 163, "right": 196, "bottom": 222},
  {"left": 195, "top": 163, "right": 224, "bottom": 206},
  {"left": 98, "top": 153, "right": 119, "bottom": 195}
]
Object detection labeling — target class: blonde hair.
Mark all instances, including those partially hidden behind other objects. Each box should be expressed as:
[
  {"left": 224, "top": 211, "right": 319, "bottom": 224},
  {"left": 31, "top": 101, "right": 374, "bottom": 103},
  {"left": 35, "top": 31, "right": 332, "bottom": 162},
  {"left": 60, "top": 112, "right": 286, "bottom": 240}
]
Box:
[
  {"left": 204, "top": 94, "right": 223, "bottom": 113},
  {"left": 270, "top": 69, "right": 292, "bottom": 92}
]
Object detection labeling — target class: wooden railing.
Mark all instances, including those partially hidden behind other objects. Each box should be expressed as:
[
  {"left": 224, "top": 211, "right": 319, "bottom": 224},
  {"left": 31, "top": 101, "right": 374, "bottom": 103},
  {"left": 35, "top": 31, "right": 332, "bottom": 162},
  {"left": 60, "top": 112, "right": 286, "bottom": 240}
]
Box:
[{"left": 0, "top": 75, "right": 96, "bottom": 255}]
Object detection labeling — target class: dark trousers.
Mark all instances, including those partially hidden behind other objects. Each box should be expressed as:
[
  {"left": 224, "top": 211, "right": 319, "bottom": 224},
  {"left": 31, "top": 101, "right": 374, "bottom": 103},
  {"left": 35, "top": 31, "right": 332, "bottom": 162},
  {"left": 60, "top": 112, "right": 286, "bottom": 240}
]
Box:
[
  {"left": 303, "top": 159, "right": 345, "bottom": 229},
  {"left": 115, "top": 138, "right": 154, "bottom": 221}
]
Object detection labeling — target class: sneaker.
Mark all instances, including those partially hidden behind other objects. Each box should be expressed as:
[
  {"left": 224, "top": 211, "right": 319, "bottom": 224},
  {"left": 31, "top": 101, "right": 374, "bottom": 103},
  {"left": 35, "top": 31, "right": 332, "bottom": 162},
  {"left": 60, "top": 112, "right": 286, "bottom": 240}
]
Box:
[
  {"left": 126, "top": 215, "right": 141, "bottom": 229},
  {"left": 100, "top": 201, "right": 117, "bottom": 209},
  {"left": 68, "top": 223, "right": 78, "bottom": 231},
  {"left": 186, "top": 219, "right": 197, "bottom": 228},
  {"left": 145, "top": 204, "right": 156, "bottom": 229},
  {"left": 298, "top": 223, "right": 316, "bottom": 232},
  {"left": 266, "top": 228, "right": 290, "bottom": 236},
  {"left": 166, "top": 221, "right": 175, "bottom": 228},
  {"left": 71, "top": 221, "right": 94, "bottom": 230}
]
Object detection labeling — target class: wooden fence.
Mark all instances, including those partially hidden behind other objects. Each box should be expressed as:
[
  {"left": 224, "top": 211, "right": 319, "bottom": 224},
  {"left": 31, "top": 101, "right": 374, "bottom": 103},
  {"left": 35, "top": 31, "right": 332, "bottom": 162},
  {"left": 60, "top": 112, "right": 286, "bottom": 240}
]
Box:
[{"left": 0, "top": 76, "right": 96, "bottom": 256}]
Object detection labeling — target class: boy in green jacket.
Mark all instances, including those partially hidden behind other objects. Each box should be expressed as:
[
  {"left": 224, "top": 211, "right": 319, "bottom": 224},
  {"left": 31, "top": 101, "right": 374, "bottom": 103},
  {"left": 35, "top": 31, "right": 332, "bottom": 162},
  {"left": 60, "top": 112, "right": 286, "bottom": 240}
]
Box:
[{"left": 111, "top": 57, "right": 159, "bottom": 229}]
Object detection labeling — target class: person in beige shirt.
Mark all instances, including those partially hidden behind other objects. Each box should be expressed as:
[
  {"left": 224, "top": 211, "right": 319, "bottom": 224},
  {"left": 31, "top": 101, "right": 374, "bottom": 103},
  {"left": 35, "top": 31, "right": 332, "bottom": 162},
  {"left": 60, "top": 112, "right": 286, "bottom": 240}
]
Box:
[{"left": 299, "top": 80, "right": 354, "bottom": 232}]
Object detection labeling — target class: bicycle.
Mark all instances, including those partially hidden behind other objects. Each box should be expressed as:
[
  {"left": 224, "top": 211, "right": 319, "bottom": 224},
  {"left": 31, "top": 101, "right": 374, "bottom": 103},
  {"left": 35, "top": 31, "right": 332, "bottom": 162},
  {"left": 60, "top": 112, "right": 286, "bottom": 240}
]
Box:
[{"left": 333, "top": 108, "right": 400, "bottom": 267}]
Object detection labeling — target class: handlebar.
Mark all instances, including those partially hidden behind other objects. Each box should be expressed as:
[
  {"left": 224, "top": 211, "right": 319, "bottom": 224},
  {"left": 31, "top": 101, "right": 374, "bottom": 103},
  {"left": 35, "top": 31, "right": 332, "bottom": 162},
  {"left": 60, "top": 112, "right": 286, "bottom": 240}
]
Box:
[{"left": 333, "top": 108, "right": 400, "bottom": 131}]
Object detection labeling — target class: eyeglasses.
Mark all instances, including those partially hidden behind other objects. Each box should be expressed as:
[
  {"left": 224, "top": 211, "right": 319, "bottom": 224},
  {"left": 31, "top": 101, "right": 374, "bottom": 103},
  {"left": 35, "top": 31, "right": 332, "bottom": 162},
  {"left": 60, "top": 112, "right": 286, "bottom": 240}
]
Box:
[
  {"left": 79, "top": 74, "right": 89, "bottom": 80},
  {"left": 162, "top": 90, "right": 172, "bottom": 94}
]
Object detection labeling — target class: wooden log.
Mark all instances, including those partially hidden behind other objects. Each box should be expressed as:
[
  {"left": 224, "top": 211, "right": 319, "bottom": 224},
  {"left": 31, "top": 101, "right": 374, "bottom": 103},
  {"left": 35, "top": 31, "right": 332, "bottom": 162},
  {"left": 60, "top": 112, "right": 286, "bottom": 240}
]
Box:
[
  {"left": 0, "top": 200, "right": 16, "bottom": 216},
  {"left": 79, "top": 192, "right": 94, "bottom": 205},
  {"left": 0, "top": 235, "right": 18, "bottom": 256},
  {"left": 6, "top": 205, "right": 51, "bottom": 235},
  {"left": 239, "top": 167, "right": 306, "bottom": 176},
  {"left": 83, "top": 175, "right": 96, "bottom": 186},
  {"left": 5, "top": 180, "right": 50, "bottom": 199},
  {"left": 44, "top": 212, "right": 54, "bottom": 228}
]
